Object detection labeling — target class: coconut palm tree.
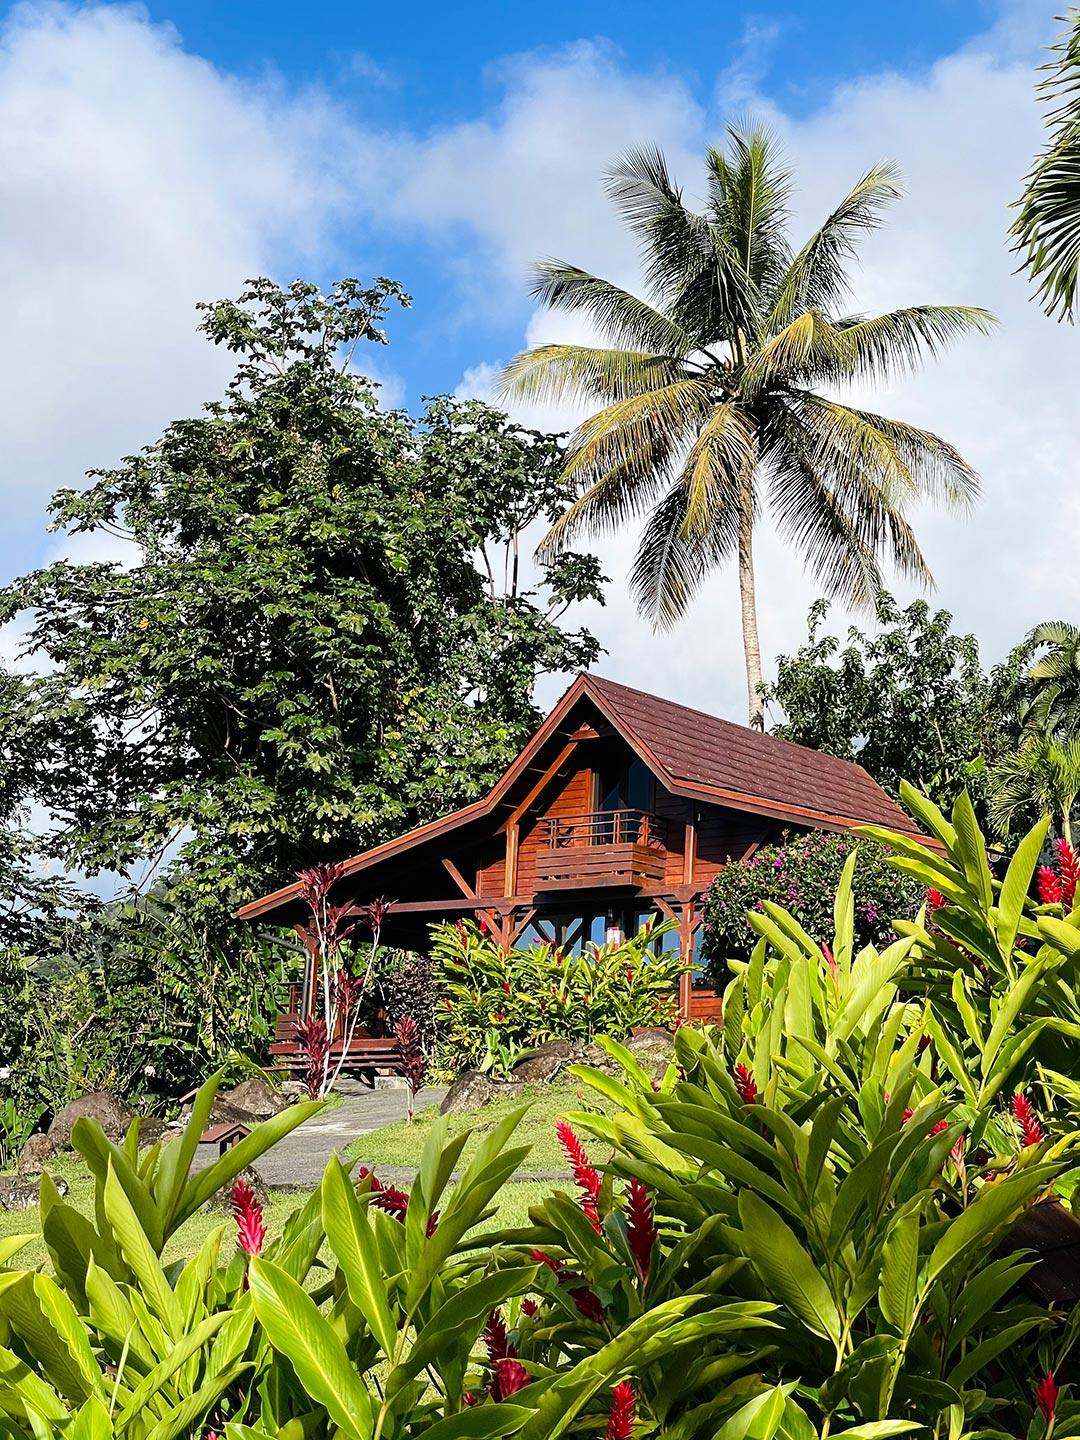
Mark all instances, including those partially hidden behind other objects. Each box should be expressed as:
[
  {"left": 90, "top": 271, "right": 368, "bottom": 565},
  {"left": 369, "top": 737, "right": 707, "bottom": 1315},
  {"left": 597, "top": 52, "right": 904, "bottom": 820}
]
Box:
[
  {"left": 1012, "top": 10, "right": 1080, "bottom": 321},
  {"left": 501, "top": 128, "right": 993, "bottom": 727}
]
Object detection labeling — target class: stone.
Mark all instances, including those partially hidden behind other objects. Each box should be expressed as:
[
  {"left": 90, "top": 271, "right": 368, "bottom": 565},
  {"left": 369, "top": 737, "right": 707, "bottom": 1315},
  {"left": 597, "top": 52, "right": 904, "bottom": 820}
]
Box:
[
  {"left": 624, "top": 1026, "right": 677, "bottom": 1079},
  {"left": 16, "top": 1133, "right": 54, "bottom": 1175},
  {"left": 221, "top": 1077, "right": 289, "bottom": 1119},
  {"left": 440, "top": 1070, "right": 526, "bottom": 1114},
  {"left": 1, "top": 1174, "right": 68, "bottom": 1210},
  {"left": 510, "top": 1039, "right": 582, "bottom": 1084},
  {"left": 207, "top": 1164, "right": 268, "bottom": 1213},
  {"left": 48, "top": 1091, "right": 134, "bottom": 1150},
  {"left": 205, "top": 1098, "right": 261, "bottom": 1130}
]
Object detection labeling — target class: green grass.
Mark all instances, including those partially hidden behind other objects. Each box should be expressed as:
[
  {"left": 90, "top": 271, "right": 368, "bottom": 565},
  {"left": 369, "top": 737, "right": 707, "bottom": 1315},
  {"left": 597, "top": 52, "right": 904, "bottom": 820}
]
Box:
[
  {"left": 0, "top": 1167, "right": 573, "bottom": 1272},
  {"left": 347, "top": 1081, "right": 615, "bottom": 1173}
]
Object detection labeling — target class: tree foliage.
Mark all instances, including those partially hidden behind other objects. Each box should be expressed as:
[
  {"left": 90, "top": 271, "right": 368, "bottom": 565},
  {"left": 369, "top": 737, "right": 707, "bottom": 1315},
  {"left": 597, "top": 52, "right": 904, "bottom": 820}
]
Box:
[
  {"left": 503, "top": 126, "right": 991, "bottom": 725},
  {"left": 0, "top": 278, "right": 606, "bottom": 936}
]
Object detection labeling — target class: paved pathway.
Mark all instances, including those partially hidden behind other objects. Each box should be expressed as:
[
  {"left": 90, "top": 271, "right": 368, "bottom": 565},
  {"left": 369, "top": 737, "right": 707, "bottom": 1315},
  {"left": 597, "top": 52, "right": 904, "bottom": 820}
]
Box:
[{"left": 195, "top": 1082, "right": 447, "bottom": 1189}]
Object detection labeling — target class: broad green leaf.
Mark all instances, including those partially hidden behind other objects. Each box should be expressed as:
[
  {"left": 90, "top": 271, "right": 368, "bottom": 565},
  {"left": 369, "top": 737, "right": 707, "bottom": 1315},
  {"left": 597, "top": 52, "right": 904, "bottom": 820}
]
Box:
[
  {"left": 249, "top": 1257, "right": 373, "bottom": 1440},
  {"left": 715, "top": 1386, "right": 788, "bottom": 1440},
  {"left": 737, "top": 1192, "right": 841, "bottom": 1347},
  {"left": 951, "top": 791, "right": 992, "bottom": 909},
  {"left": 924, "top": 1169, "right": 1052, "bottom": 1290},
  {"left": 418, "top": 1403, "right": 534, "bottom": 1440},
  {"left": 878, "top": 1207, "right": 918, "bottom": 1336},
  {"left": 103, "top": 1162, "right": 181, "bottom": 1337},
  {"left": 321, "top": 1159, "right": 398, "bottom": 1359},
  {"left": 32, "top": 1275, "right": 103, "bottom": 1399},
  {"left": 71, "top": 1396, "right": 112, "bottom": 1440},
  {"left": 995, "top": 818, "right": 1049, "bottom": 953}
]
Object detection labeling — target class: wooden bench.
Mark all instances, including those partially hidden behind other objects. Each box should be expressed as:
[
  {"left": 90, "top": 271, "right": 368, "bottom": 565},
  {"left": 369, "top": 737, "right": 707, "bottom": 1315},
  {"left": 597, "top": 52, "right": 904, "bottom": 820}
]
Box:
[{"left": 269, "top": 1020, "right": 404, "bottom": 1086}]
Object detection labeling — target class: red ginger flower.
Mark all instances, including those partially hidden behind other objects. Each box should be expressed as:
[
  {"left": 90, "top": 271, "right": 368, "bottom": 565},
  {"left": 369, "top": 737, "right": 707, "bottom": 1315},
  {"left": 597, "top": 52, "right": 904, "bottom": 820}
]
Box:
[
  {"left": 556, "top": 1122, "right": 602, "bottom": 1231},
  {"left": 231, "top": 1179, "right": 266, "bottom": 1257},
  {"left": 356, "top": 1166, "right": 438, "bottom": 1235},
  {"left": 931, "top": 1119, "right": 951, "bottom": 1136},
  {"left": 491, "top": 1359, "right": 529, "bottom": 1401},
  {"left": 1013, "top": 1090, "right": 1046, "bottom": 1146},
  {"left": 733, "top": 1064, "right": 757, "bottom": 1105},
  {"left": 462, "top": 1392, "right": 479, "bottom": 1408},
  {"left": 1036, "top": 1371, "right": 1059, "bottom": 1426},
  {"left": 606, "top": 1382, "right": 637, "bottom": 1440},
  {"left": 482, "top": 1309, "right": 515, "bottom": 1362},
  {"left": 571, "top": 1285, "right": 605, "bottom": 1322},
  {"left": 1038, "top": 865, "right": 1064, "bottom": 906},
  {"left": 530, "top": 1248, "right": 568, "bottom": 1277},
  {"left": 520, "top": 1299, "right": 539, "bottom": 1318},
  {"left": 626, "top": 1179, "right": 657, "bottom": 1284},
  {"left": 1057, "top": 838, "right": 1080, "bottom": 905},
  {"left": 926, "top": 888, "right": 946, "bottom": 912}
]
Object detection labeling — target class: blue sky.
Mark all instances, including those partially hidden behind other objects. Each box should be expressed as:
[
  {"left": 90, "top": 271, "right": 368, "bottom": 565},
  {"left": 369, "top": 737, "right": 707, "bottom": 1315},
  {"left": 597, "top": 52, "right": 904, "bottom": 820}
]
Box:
[{"left": 0, "top": 0, "right": 1074, "bottom": 730}]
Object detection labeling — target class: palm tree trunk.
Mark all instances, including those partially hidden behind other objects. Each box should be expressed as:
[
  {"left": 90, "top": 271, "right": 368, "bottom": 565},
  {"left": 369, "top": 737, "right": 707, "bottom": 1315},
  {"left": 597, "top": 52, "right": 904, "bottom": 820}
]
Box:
[{"left": 738, "top": 471, "right": 764, "bottom": 731}]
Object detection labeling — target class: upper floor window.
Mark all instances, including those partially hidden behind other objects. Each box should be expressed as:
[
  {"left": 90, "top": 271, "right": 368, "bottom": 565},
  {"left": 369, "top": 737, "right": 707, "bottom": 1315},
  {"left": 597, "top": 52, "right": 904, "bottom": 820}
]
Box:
[{"left": 596, "top": 755, "right": 652, "bottom": 812}]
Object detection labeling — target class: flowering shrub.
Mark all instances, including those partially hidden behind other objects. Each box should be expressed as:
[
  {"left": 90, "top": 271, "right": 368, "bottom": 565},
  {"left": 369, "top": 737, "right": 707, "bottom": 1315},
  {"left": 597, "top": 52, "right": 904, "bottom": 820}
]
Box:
[
  {"left": 431, "top": 917, "right": 685, "bottom": 1072},
  {"left": 699, "top": 829, "right": 920, "bottom": 978}
]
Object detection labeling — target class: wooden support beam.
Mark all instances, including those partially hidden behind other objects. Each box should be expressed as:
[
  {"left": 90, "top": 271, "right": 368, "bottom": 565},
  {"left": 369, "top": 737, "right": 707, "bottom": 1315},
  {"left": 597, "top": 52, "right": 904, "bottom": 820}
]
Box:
[
  {"left": 682, "top": 804, "right": 697, "bottom": 887},
  {"left": 508, "top": 907, "right": 537, "bottom": 946},
  {"left": 505, "top": 822, "right": 520, "bottom": 896},
  {"left": 501, "top": 739, "right": 578, "bottom": 829},
  {"left": 441, "top": 857, "right": 477, "bottom": 899}
]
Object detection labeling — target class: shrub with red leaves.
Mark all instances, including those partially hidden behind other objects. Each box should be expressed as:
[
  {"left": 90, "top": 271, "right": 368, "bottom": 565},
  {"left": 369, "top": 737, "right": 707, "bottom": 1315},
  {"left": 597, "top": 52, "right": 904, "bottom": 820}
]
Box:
[
  {"left": 396, "top": 1014, "right": 427, "bottom": 1122},
  {"left": 291, "top": 1016, "right": 330, "bottom": 1100}
]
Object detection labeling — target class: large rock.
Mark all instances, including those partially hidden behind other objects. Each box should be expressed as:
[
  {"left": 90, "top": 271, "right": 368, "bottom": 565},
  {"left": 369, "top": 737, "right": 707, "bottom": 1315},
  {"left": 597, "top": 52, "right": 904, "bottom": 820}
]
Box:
[
  {"left": 207, "top": 1164, "right": 269, "bottom": 1214},
  {"left": 440, "top": 1070, "right": 526, "bottom": 1114},
  {"left": 221, "top": 1077, "right": 289, "bottom": 1120},
  {"left": 16, "top": 1133, "right": 54, "bottom": 1175},
  {"left": 510, "top": 1040, "right": 582, "bottom": 1085},
  {"left": 625, "top": 1027, "right": 677, "bottom": 1079},
  {"left": 1, "top": 1174, "right": 68, "bottom": 1210},
  {"left": 48, "top": 1092, "right": 134, "bottom": 1150}
]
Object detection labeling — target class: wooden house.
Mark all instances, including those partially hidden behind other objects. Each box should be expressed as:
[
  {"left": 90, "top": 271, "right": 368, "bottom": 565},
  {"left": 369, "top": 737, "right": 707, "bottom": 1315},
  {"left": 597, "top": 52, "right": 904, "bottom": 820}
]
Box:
[{"left": 238, "top": 673, "right": 921, "bottom": 1062}]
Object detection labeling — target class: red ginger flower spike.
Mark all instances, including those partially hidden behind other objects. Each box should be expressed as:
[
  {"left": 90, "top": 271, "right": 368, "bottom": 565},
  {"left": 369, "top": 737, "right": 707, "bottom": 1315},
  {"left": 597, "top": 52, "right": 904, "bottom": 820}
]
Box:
[
  {"left": 1037, "top": 1371, "right": 1059, "bottom": 1426},
  {"left": 930, "top": 1119, "right": 951, "bottom": 1136},
  {"left": 571, "top": 1285, "right": 605, "bottom": 1322},
  {"left": 926, "top": 888, "right": 945, "bottom": 912},
  {"left": 1013, "top": 1090, "right": 1046, "bottom": 1146},
  {"left": 1057, "top": 838, "right": 1080, "bottom": 905},
  {"left": 462, "top": 1392, "right": 479, "bottom": 1408},
  {"left": 356, "top": 1166, "right": 411, "bottom": 1223},
  {"left": 606, "top": 1382, "right": 637, "bottom": 1440},
  {"left": 482, "top": 1309, "right": 515, "bottom": 1363},
  {"left": 1038, "top": 865, "right": 1064, "bottom": 906},
  {"left": 626, "top": 1179, "right": 657, "bottom": 1285},
  {"left": 530, "top": 1248, "right": 568, "bottom": 1278},
  {"left": 556, "top": 1122, "right": 603, "bottom": 1231},
  {"left": 521, "top": 1299, "right": 539, "bottom": 1318},
  {"left": 491, "top": 1359, "right": 529, "bottom": 1401},
  {"left": 733, "top": 1063, "right": 757, "bottom": 1105},
  {"left": 231, "top": 1179, "right": 266, "bottom": 1258}
]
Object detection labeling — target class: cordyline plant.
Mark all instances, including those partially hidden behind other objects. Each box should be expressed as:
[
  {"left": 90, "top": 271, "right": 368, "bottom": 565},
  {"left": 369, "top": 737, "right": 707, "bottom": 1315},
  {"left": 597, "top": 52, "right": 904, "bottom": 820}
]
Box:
[
  {"left": 396, "top": 1013, "right": 426, "bottom": 1122},
  {"left": 555, "top": 820, "right": 1080, "bottom": 1440},
  {"left": 294, "top": 862, "right": 390, "bottom": 1097}
]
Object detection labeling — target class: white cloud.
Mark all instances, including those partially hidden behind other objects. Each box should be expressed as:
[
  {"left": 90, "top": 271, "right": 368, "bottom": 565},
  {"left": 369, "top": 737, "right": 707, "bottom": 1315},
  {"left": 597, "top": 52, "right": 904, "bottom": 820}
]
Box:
[
  {"left": 411, "top": 8, "right": 1078, "bottom": 722},
  {"left": 0, "top": 1, "right": 389, "bottom": 578}
]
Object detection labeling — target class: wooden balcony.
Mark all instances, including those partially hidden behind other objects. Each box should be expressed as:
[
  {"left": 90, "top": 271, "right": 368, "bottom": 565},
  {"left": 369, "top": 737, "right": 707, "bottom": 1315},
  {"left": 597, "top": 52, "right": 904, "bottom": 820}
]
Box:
[{"left": 534, "top": 808, "right": 668, "bottom": 892}]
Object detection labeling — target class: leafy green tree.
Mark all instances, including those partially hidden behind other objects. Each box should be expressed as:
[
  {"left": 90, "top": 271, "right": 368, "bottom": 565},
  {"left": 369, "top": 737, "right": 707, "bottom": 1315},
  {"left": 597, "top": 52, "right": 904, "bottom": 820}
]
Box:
[
  {"left": 2, "top": 278, "right": 606, "bottom": 940},
  {"left": 1013, "top": 10, "right": 1080, "bottom": 320},
  {"left": 502, "top": 126, "right": 992, "bottom": 727},
  {"left": 761, "top": 597, "right": 1012, "bottom": 823}
]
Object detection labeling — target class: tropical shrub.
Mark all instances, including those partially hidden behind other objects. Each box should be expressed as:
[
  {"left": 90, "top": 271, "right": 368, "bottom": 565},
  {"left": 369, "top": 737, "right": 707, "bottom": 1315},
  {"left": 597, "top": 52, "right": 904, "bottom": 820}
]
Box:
[
  {"left": 552, "top": 793, "right": 1080, "bottom": 1440},
  {"left": 432, "top": 917, "right": 685, "bottom": 1073},
  {"left": 700, "top": 829, "right": 920, "bottom": 977}
]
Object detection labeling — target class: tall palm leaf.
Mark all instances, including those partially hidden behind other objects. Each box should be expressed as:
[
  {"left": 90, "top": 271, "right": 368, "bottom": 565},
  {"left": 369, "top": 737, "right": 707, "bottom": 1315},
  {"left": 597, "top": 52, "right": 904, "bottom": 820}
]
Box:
[
  {"left": 989, "top": 733, "right": 1080, "bottom": 845},
  {"left": 1024, "top": 620, "right": 1080, "bottom": 736},
  {"left": 1013, "top": 10, "right": 1080, "bottom": 321},
  {"left": 501, "top": 126, "right": 992, "bottom": 727}
]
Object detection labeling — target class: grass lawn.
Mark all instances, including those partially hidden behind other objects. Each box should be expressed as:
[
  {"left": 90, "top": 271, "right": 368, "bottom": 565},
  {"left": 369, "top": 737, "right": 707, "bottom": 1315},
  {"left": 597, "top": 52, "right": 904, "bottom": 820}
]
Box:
[
  {"left": 348, "top": 1080, "right": 616, "bottom": 1174},
  {"left": 0, "top": 1162, "right": 572, "bottom": 1272}
]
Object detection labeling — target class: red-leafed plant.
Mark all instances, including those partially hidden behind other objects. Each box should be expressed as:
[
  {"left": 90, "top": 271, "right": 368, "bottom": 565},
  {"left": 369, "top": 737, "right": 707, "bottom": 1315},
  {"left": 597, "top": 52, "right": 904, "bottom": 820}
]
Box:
[
  {"left": 292, "top": 862, "right": 391, "bottom": 1097},
  {"left": 396, "top": 1014, "right": 427, "bottom": 1123}
]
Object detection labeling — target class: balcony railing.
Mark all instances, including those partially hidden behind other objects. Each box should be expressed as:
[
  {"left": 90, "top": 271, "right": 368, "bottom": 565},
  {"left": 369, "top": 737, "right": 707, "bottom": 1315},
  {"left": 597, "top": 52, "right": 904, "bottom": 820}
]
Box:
[
  {"left": 535, "top": 809, "right": 668, "bottom": 891},
  {"left": 539, "top": 808, "right": 668, "bottom": 850}
]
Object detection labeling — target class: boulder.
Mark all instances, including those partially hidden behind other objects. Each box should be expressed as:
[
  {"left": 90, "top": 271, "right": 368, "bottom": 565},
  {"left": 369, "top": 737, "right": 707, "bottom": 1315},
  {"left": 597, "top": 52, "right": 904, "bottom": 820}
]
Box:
[
  {"left": 221, "top": 1077, "right": 289, "bottom": 1120},
  {"left": 625, "top": 1026, "right": 677, "bottom": 1079},
  {"left": 207, "top": 1164, "right": 269, "bottom": 1213},
  {"left": 440, "top": 1070, "right": 526, "bottom": 1114},
  {"left": 1, "top": 1174, "right": 68, "bottom": 1210},
  {"left": 16, "top": 1133, "right": 54, "bottom": 1175},
  {"left": 510, "top": 1040, "right": 582, "bottom": 1084},
  {"left": 48, "top": 1091, "right": 134, "bottom": 1150}
]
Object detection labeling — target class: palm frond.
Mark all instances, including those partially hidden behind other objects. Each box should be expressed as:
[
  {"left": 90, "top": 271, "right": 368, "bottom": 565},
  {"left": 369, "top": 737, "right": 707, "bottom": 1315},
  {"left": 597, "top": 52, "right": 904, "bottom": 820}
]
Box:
[
  {"left": 527, "top": 261, "right": 695, "bottom": 356},
  {"left": 499, "top": 344, "right": 687, "bottom": 406},
  {"left": 537, "top": 378, "right": 712, "bottom": 555},
  {"left": 768, "top": 162, "right": 903, "bottom": 325},
  {"left": 989, "top": 733, "right": 1080, "bottom": 836},
  {"left": 827, "top": 305, "right": 996, "bottom": 382},
  {"left": 707, "top": 125, "right": 793, "bottom": 292},
  {"left": 629, "top": 478, "right": 740, "bottom": 631},
  {"left": 679, "top": 401, "right": 756, "bottom": 539},
  {"left": 1012, "top": 10, "right": 1080, "bottom": 321}
]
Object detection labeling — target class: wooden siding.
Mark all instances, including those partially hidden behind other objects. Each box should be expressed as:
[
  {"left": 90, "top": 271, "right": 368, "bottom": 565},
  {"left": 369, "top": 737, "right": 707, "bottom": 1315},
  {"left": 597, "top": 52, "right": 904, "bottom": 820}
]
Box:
[
  {"left": 695, "top": 805, "right": 781, "bottom": 884},
  {"left": 517, "top": 764, "right": 593, "bottom": 893}
]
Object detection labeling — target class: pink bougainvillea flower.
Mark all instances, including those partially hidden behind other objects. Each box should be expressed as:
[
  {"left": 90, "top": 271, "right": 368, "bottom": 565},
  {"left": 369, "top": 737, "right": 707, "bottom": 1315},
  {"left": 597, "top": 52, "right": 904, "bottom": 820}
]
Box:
[
  {"left": 733, "top": 1064, "right": 757, "bottom": 1105},
  {"left": 606, "top": 1382, "right": 637, "bottom": 1440},
  {"left": 556, "top": 1122, "right": 603, "bottom": 1231},
  {"left": 491, "top": 1359, "right": 529, "bottom": 1401},
  {"left": 231, "top": 1179, "right": 266, "bottom": 1258},
  {"left": 626, "top": 1179, "right": 657, "bottom": 1285},
  {"left": 1013, "top": 1090, "right": 1046, "bottom": 1147},
  {"left": 1036, "top": 1371, "right": 1059, "bottom": 1426},
  {"left": 1038, "top": 865, "right": 1064, "bottom": 906}
]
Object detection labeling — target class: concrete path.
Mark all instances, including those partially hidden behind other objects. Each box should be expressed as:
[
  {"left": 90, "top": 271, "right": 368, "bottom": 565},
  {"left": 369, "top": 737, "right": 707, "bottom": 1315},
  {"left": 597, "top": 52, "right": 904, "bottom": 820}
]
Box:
[{"left": 195, "top": 1081, "right": 447, "bottom": 1189}]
